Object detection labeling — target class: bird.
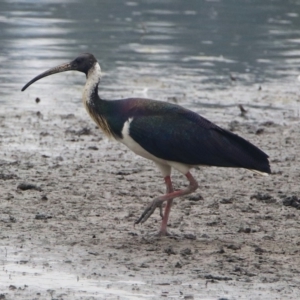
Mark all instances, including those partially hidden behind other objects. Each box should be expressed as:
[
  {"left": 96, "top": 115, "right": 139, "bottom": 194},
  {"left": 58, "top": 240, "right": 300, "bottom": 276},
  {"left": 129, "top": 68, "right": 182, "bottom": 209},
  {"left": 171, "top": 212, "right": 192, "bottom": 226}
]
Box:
[{"left": 22, "top": 53, "right": 271, "bottom": 236}]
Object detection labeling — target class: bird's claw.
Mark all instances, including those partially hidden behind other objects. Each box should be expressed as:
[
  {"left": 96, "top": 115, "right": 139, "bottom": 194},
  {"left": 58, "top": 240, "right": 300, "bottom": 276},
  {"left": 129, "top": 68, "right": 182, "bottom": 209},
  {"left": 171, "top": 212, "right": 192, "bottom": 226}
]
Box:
[{"left": 135, "top": 197, "right": 164, "bottom": 225}]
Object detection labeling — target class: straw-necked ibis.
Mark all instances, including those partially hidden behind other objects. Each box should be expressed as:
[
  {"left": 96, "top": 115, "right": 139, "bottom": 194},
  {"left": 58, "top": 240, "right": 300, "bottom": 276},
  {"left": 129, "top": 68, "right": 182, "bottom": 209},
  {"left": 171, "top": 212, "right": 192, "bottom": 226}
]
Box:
[{"left": 22, "top": 53, "right": 271, "bottom": 236}]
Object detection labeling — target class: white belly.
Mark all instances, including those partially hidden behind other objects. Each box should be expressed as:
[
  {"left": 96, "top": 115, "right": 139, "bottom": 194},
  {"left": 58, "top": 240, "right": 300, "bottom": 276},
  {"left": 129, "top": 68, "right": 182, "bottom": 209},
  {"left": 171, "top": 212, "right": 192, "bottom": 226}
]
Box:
[{"left": 119, "top": 118, "right": 191, "bottom": 175}]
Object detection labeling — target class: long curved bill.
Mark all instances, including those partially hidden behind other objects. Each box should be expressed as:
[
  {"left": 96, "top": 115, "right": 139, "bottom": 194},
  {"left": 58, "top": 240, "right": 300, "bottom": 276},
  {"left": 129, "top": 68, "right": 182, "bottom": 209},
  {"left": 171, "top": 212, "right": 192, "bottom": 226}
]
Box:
[{"left": 21, "top": 62, "right": 74, "bottom": 91}]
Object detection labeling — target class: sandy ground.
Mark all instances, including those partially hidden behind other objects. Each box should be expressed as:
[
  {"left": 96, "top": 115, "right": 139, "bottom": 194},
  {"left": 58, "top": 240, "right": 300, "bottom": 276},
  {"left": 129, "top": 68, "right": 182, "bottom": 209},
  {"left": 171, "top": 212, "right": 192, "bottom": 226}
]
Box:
[{"left": 0, "top": 91, "right": 300, "bottom": 299}]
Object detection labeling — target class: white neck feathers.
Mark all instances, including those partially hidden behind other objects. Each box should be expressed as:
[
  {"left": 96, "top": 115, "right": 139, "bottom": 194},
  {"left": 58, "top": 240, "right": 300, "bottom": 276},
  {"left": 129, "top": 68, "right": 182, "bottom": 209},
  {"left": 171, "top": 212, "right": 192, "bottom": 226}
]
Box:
[{"left": 83, "top": 63, "right": 101, "bottom": 105}]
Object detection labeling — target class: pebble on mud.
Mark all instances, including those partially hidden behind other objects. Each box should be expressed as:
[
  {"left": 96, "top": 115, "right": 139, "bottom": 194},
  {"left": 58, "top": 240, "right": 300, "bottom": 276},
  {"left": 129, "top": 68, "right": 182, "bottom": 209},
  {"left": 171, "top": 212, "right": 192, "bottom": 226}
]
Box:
[
  {"left": 220, "top": 198, "right": 234, "bottom": 204},
  {"left": 180, "top": 248, "right": 192, "bottom": 256},
  {"left": 204, "top": 274, "right": 232, "bottom": 281},
  {"left": 35, "top": 213, "right": 52, "bottom": 220},
  {"left": 184, "top": 295, "right": 194, "bottom": 300},
  {"left": 282, "top": 196, "right": 300, "bottom": 209},
  {"left": 254, "top": 246, "right": 265, "bottom": 254},
  {"left": 17, "top": 183, "right": 42, "bottom": 191},
  {"left": 238, "top": 227, "right": 252, "bottom": 234},
  {"left": 164, "top": 246, "right": 177, "bottom": 255},
  {"left": 250, "top": 193, "right": 276, "bottom": 204},
  {"left": 183, "top": 233, "right": 196, "bottom": 240},
  {"left": 188, "top": 193, "right": 203, "bottom": 201},
  {"left": 88, "top": 146, "right": 99, "bottom": 150},
  {"left": 226, "top": 244, "right": 241, "bottom": 251},
  {"left": 41, "top": 195, "right": 48, "bottom": 201}
]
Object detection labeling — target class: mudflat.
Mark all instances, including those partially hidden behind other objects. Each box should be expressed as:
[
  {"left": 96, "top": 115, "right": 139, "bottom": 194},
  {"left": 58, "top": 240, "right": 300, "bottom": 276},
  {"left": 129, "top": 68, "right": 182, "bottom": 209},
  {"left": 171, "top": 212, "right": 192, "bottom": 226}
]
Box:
[{"left": 0, "top": 89, "right": 299, "bottom": 299}]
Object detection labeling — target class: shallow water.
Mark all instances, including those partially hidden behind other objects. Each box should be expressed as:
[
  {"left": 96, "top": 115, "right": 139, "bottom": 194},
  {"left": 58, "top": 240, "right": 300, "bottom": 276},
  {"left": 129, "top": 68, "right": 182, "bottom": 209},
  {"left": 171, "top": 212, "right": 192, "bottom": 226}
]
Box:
[
  {"left": 0, "top": 0, "right": 300, "bottom": 120},
  {"left": 0, "top": 255, "right": 150, "bottom": 299},
  {"left": 0, "top": 246, "right": 288, "bottom": 299}
]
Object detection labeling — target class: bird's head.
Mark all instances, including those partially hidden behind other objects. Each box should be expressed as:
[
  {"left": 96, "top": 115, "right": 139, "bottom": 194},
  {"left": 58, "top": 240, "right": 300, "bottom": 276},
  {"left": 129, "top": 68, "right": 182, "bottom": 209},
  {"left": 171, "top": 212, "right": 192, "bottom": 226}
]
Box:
[
  {"left": 70, "top": 53, "right": 98, "bottom": 74},
  {"left": 21, "top": 53, "right": 98, "bottom": 91}
]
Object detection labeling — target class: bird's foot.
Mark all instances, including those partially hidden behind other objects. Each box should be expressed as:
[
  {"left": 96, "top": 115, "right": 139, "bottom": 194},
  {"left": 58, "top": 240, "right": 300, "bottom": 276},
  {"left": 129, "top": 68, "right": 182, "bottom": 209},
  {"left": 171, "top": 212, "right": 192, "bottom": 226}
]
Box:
[
  {"left": 157, "top": 229, "right": 172, "bottom": 237},
  {"left": 152, "top": 229, "right": 180, "bottom": 238},
  {"left": 135, "top": 197, "right": 164, "bottom": 225}
]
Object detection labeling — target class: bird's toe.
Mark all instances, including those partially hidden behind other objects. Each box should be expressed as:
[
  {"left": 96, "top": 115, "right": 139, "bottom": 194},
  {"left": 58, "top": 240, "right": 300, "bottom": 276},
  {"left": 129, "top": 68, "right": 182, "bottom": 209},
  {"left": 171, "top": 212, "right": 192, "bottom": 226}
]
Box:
[{"left": 135, "top": 197, "right": 164, "bottom": 225}]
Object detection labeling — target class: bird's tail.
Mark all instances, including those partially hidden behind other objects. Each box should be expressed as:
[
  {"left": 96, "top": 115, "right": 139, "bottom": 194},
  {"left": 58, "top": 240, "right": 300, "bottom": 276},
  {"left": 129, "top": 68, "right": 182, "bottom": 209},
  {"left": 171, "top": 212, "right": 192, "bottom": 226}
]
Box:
[{"left": 216, "top": 128, "right": 271, "bottom": 174}]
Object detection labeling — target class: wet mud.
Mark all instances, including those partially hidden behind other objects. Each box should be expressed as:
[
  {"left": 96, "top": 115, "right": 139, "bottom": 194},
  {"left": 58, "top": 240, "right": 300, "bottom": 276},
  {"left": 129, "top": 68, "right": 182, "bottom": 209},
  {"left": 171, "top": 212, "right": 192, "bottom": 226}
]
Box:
[{"left": 0, "top": 94, "right": 300, "bottom": 299}]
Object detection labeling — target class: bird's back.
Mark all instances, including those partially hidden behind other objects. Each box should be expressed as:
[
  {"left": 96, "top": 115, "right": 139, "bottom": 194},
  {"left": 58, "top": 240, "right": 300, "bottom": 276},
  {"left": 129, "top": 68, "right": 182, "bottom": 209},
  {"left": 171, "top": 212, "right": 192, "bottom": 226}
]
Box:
[{"left": 96, "top": 97, "right": 271, "bottom": 174}]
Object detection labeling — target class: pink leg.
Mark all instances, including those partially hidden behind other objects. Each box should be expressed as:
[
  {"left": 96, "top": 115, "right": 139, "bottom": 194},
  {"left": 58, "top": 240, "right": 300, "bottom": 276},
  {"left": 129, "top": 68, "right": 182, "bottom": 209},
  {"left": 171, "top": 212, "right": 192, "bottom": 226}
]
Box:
[
  {"left": 159, "top": 176, "right": 174, "bottom": 235},
  {"left": 135, "top": 171, "right": 199, "bottom": 235}
]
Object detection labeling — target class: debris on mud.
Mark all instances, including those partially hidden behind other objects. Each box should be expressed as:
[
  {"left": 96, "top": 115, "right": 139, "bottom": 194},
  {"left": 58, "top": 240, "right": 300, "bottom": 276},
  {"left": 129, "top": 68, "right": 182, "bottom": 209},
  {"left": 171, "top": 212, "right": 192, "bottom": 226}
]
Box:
[
  {"left": 17, "top": 182, "right": 42, "bottom": 191},
  {"left": 35, "top": 213, "right": 52, "bottom": 220},
  {"left": 250, "top": 192, "right": 276, "bottom": 204},
  {"left": 282, "top": 195, "right": 300, "bottom": 209}
]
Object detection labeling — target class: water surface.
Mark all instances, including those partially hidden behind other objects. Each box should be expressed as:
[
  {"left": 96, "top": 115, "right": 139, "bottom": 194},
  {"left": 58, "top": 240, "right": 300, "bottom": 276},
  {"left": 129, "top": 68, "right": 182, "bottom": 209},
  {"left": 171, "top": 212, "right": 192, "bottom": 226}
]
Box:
[{"left": 1, "top": 0, "right": 300, "bottom": 117}]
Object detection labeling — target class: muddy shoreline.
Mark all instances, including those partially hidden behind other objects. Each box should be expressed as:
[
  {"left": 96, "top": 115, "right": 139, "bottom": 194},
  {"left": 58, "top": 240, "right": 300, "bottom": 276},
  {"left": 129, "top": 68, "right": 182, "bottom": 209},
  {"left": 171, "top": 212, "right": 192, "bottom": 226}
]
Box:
[{"left": 0, "top": 96, "right": 300, "bottom": 299}]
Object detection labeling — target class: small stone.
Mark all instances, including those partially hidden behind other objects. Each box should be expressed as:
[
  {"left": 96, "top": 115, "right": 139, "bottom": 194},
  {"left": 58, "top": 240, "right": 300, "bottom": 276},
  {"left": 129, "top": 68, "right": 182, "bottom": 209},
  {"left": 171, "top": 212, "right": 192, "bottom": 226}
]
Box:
[
  {"left": 184, "top": 233, "right": 196, "bottom": 240},
  {"left": 255, "top": 128, "right": 264, "bottom": 135},
  {"left": 282, "top": 196, "right": 300, "bottom": 209},
  {"left": 9, "top": 215, "right": 16, "bottom": 223},
  {"left": 184, "top": 295, "right": 194, "bottom": 300},
  {"left": 188, "top": 193, "right": 203, "bottom": 201},
  {"left": 88, "top": 146, "right": 99, "bottom": 150},
  {"left": 204, "top": 274, "right": 232, "bottom": 281},
  {"left": 200, "top": 233, "right": 210, "bottom": 238},
  {"left": 226, "top": 244, "right": 241, "bottom": 251},
  {"left": 238, "top": 227, "right": 251, "bottom": 234},
  {"left": 164, "top": 246, "right": 176, "bottom": 255},
  {"left": 17, "top": 183, "right": 42, "bottom": 191},
  {"left": 35, "top": 213, "right": 52, "bottom": 220},
  {"left": 17, "top": 182, "right": 42, "bottom": 191},
  {"left": 255, "top": 247, "right": 265, "bottom": 254},
  {"left": 220, "top": 198, "right": 234, "bottom": 204},
  {"left": 250, "top": 193, "right": 276, "bottom": 203},
  {"left": 180, "top": 248, "right": 192, "bottom": 256},
  {"left": 217, "top": 247, "right": 225, "bottom": 254}
]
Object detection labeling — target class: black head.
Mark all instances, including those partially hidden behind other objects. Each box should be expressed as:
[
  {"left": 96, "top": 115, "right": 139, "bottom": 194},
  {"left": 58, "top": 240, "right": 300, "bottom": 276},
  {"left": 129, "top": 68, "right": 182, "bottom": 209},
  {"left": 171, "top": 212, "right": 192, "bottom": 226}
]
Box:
[
  {"left": 21, "top": 53, "right": 98, "bottom": 91},
  {"left": 70, "top": 53, "right": 97, "bottom": 74}
]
